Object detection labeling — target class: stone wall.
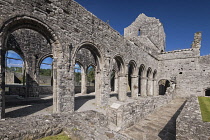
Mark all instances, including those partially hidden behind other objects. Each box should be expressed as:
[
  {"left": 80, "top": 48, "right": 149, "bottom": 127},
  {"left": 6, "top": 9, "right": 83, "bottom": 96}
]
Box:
[
  {"left": 5, "top": 85, "right": 53, "bottom": 96},
  {"left": 158, "top": 48, "right": 210, "bottom": 97},
  {"left": 176, "top": 96, "right": 210, "bottom": 140},
  {"left": 0, "top": 111, "right": 129, "bottom": 140},
  {"left": 108, "top": 94, "right": 174, "bottom": 131},
  {"left": 0, "top": 0, "right": 162, "bottom": 118}
]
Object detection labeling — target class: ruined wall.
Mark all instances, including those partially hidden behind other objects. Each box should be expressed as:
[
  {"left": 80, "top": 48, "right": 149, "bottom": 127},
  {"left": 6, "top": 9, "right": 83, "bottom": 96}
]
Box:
[
  {"left": 108, "top": 93, "right": 174, "bottom": 131},
  {"left": 0, "top": 0, "right": 161, "bottom": 118},
  {"left": 7, "top": 29, "right": 52, "bottom": 97},
  {"left": 157, "top": 32, "right": 210, "bottom": 97},
  {"left": 124, "top": 13, "right": 166, "bottom": 54},
  {"left": 176, "top": 97, "right": 210, "bottom": 140}
]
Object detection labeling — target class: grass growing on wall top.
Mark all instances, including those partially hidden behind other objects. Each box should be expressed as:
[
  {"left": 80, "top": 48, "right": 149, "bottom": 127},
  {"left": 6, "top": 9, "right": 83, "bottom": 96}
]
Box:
[
  {"left": 38, "top": 132, "right": 71, "bottom": 140},
  {"left": 198, "top": 96, "right": 210, "bottom": 122}
]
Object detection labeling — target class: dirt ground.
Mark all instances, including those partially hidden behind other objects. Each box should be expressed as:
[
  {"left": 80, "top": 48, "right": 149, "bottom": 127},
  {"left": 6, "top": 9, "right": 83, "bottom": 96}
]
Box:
[{"left": 5, "top": 92, "right": 133, "bottom": 118}]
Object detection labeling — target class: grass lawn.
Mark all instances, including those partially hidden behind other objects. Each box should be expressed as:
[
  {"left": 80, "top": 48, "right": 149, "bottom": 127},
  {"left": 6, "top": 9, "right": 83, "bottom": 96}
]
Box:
[
  {"left": 38, "top": 132, "right": 70, "bottom": 140},
  {"left": 198, "top": 96, "right": 210, "bottom": 122}
]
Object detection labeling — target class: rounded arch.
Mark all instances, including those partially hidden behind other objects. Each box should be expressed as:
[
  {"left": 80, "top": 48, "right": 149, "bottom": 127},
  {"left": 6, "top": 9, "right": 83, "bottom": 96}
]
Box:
[
  {"left": 86, "top": 63, "right": 96, "bottom": 74},
  {"left": 75, "top": 60, "right": 84, "bottom": 70},
  {"left": 0, "top": 15, "right": 63, "bottom": 115},
  {"left": 139, "top": 64, "right": 146, "bottom": 77},
  {"left": 72, "top": 41, "right": 104, "bottom": 70},
  {"left": 0, "top": 15, "right": 57, "bottom": 47},
  {"left": 146, "top": 67, "right": 153, "bottom": 78},
  {"left": 153, "top": 69, "right": 157, "bottom": 79},
  {"left": 158, "top": 79, "right": 170, "bottom": 95},
  {"left": 128, "top": 60, "right": 138, "bottom": 75},
  {"left": 38, "top": 54, "right": 53, "bottom": 69},
  {"left": 39, "top": 56, "right": 53, "bottom": 86},
  {"left": 112, "top": 54, "right": 126, "bottom": 75}
]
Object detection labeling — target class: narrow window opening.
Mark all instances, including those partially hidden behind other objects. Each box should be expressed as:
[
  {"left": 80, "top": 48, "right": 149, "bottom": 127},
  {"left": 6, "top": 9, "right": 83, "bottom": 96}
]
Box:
[{"left": 138, "top": 29, "right": 141, "bottom": 36}]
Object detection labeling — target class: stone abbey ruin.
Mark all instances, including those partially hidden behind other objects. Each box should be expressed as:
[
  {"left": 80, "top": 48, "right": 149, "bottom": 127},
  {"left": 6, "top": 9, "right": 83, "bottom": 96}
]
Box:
[{"left": 0, "top": 0, "right": 210, "bottom": 139}]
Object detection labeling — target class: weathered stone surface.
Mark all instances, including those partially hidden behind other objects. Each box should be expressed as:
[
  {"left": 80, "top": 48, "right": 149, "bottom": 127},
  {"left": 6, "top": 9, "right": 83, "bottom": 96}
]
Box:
[
  {"left": 120, "top": 98, "right": 186, "bottom": 140},
  {"left": 0, "top": 111, "right": 129, "bottom": 140},
  {"left": 108, "top": 94, "right": 174, "bottom": 131},
  {"left": 176, "top": 97, "right": 210, "bottom": 140},
  {"left": 0, "top": 0, "right": 210, "bottom": 139}
]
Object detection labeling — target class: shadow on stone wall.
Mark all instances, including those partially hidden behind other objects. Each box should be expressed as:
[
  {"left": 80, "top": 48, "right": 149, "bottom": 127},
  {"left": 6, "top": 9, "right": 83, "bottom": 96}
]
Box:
[{"left": 158, "top": 100, "right": 186, "bottom": 139}]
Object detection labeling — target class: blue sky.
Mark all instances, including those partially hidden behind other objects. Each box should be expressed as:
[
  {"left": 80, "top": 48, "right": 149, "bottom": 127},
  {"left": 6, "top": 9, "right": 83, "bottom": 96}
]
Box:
[
  {"left": 6, "top": 50, "right": 23, "bottom": 67},
  {"left": 6, "top": 51, "right": 53, "bottom": 69},
  {"left": 75, "top": 0, "right": 210, "bottom": 56}
]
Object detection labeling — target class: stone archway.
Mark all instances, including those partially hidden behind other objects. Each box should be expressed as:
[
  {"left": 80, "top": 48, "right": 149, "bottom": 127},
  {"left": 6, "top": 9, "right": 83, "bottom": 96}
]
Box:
[
  {"left": 158, "top": 79, "right": 170, "bottom": 95},
  {"left": 72, "top": 42, "right": 107, "bottom": 106},
  {"left": 112, "top": 55, "right": 126, "bottom": 101},
  {"left": 0, "top": 16, "right": 63, "bottom": 118},
  {"left": 128, "top": 60, "right": 138, "bottom": 98},
  {"left": 138, "top": 64, "right": 147, "bottom": 96}
]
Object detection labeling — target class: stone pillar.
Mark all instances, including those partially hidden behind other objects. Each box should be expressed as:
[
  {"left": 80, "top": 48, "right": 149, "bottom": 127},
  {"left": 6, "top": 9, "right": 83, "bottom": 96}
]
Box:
[
  {"left": 53, "top": 43, "right": 74, "bottom": 113},
  {"left": 118, "top": 75, "right": 127, "bottom": 101},
  {"left": 53, "top": 57, "right": 58, "bottom": 113},
  {"left": 140, "top": 77, "right": 147, "bottom": 96},
  {"left": 147, "top": 78, "right": 153, "bottom": 96},
  {"left": 114, "top": 75, "right": 118, "bottom": 93},
  {"left": 0, "top": 49, "right": 5, "bottom": 119},
  {"left": 81, "top": 68, "right": 87, "bottom": 94},
  {"left": 95, "top": 64, "right": 110, "bottom": 106},
  {"left": 131, "top": 75, "right": 138, "bottom": 98},
  {"left": 95, "top": 70, "right": 102, "bottom": 105},
  {"left": 153, "top": 80, "right": 158, "bottom": 96}
]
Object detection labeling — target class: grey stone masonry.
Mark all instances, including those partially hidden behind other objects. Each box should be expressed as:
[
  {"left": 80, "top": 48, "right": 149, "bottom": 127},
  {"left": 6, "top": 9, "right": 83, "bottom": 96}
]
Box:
[
  {"left": 0, "top": 111, "right": 130, "bottom": 140},
  {"left": 0, "top": 0, "right": 161, "bottom": 118},
  {"left": 176, "top": 96, "right": 210, "bottom": 140}
]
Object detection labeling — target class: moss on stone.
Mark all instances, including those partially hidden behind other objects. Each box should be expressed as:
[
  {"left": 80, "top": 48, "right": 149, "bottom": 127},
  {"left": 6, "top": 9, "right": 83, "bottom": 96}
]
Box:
[
  {"left": 198, "top": 96, "right": 210, "bottom": 122},
  {"left": 38, "top": 132, "right": 70, "bottom": 140}
]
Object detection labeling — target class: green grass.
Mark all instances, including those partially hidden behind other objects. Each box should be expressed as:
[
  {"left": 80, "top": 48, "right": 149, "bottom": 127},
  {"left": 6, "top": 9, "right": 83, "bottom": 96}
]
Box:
[
  {"left": 38, "top": 132, "right": 71, "bottom": 140},
  {"left": 198, "top": 96, "right": 210, "bottom": 122}
]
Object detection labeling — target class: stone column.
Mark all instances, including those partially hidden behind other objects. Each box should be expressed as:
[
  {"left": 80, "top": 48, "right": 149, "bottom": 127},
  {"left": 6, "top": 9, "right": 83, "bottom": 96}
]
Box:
[
  {"left": 95, "top": 70, "right": 102, "bottom": 105},
  {"left": 53, "top": 43, "right": 74, "bottom": 113},
  {"left": 131, "top": 75, "right": 138, "bottom": 98},
  {"left": 0, "top": 49, "right": 5, "bottom": 119},
  {"left": 53, "top": 57, "right": 58, "bottom": 113},
  {"left": 140, "top": 77, "right": 147, "bottom": 96},
  {"left": 81, "top": 68, "right": 87, "bottom": 94},
  {"left": 147, "top": 78, "right": 153, "bottom": 96},
  {"left": 153, "top": 79, "right": 158, "bottom": 96},
  {"left": 95, "top": 64, "right": 110, "bottom": 106},
  {"left": 118, "top": 75, "right": 127, "bottom": 101},
  {"left": 114, "top": 75, "right": 118, "bottom": 93}
]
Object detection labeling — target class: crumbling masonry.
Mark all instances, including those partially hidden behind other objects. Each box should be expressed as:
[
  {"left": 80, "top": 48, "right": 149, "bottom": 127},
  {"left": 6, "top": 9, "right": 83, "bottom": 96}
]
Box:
[{"left": 0, "top": 0, "right": 209, "bottom": 120}]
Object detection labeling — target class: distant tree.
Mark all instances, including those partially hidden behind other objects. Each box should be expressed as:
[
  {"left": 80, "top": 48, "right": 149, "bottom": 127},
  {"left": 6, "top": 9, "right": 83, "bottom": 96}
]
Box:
[
  {"left": 87, "top": 67, "right": 95, "bottom": 83},
  {"left": 6, "top": 67, "right": 22, "bottom": 73},
  {"left": 40, "top": 69, "right": 51, "bottom": 76}
]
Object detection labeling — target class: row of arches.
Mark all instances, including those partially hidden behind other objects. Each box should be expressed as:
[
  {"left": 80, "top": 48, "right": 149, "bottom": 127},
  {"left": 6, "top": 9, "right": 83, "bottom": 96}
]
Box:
[
  {"left": 73, "top": 46, "right": 169, "bottom": 103},
  {"left": 0, "top": 15, "right": 171, "bottom": 119}
]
